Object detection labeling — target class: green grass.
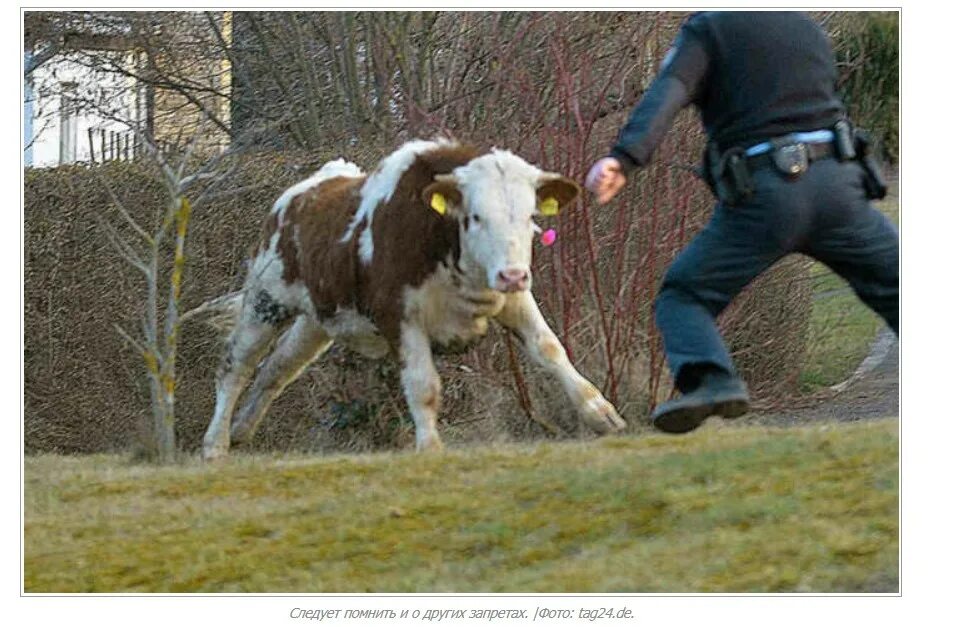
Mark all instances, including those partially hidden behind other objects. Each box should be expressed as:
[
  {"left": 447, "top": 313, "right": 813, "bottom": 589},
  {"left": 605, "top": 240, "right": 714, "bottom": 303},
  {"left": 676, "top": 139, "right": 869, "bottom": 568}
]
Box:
[
  {"left": 799, "top": 194, "right": 898, "bottom": 391},
  {"left": 24, "top": 419, "right": 899, "bottom": 593},
  {"left": 800, "top": 283, "right": 883, "bottom": 391}
]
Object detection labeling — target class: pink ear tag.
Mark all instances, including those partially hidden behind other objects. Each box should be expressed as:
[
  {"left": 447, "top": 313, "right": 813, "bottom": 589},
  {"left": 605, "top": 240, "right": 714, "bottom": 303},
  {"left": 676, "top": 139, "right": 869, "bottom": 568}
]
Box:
[{"left": 541, "top": 229, "right": 557, "bottom": 247}]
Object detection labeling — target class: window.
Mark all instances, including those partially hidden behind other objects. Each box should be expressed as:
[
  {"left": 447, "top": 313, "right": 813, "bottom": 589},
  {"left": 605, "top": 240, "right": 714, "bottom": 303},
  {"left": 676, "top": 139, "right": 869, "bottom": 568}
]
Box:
[
  {"left": 59, "top": 82, "right": 78, "bottom": 164},
  {"left": 24, "top": 75, "right": 34, "bottom": 166}
]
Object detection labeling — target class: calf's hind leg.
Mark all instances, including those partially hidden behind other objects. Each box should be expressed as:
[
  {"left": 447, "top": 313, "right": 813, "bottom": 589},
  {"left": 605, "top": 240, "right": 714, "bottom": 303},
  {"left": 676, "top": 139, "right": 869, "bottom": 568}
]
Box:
[
  {"left": 230, "top": 315, "right": 333, "bottom": 445},
  {"left": 203, "top": 307, "right": 281, "bottom": 461}
]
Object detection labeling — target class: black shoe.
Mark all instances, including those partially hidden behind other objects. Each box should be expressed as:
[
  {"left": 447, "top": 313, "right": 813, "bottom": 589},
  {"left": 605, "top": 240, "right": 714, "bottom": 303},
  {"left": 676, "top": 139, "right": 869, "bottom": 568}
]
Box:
[{"left": 651, "top": 374, "right": 750, "bottom": 434}]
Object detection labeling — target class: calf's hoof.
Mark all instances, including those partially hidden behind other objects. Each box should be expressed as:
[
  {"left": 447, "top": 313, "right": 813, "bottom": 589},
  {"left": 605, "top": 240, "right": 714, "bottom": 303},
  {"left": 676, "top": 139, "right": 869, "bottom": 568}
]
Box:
[
  {"left": 580, "top": 396, "right": 627, "bottom": 434},
  {"left": 230, "top": 419, "right": 256, "bottom": 446},
  {"left": 415, "top": 433, "right": 445, "bottom": 453},
  {"left": 202, "top": 434, "right": 230, "bottom": 462},
  {"left": 202, "top": 444, "right": 229, "bottom": 462}
]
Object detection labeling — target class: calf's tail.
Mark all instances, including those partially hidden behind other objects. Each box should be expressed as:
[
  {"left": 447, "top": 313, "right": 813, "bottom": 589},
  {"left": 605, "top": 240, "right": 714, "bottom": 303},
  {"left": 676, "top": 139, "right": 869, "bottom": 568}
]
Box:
[{"left": 180, "top": 290, "right": 244, "bottom": 334}]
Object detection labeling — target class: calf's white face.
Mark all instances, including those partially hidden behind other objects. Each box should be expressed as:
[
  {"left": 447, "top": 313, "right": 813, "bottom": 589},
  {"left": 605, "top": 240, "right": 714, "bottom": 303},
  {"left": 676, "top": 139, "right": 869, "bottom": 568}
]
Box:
[{"left": 424, "top": 150, "right": 581, "bottom": 292}]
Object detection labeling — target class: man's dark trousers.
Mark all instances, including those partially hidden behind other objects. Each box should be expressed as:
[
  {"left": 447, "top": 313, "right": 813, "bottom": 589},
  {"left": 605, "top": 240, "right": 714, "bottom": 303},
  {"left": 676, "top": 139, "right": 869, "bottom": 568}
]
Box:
[{"left": 655, "top": 158, "right": 899, "bottom": 392}]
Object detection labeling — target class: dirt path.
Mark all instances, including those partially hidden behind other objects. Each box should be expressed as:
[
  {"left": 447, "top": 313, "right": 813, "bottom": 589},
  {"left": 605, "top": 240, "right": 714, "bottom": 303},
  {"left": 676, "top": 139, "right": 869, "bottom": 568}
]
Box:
[
  {"left": 753, "top": 328, "right": 899, "bottom": 426},
  {"left": 753, "top": 167, "right": 900, "bottom": 427}
]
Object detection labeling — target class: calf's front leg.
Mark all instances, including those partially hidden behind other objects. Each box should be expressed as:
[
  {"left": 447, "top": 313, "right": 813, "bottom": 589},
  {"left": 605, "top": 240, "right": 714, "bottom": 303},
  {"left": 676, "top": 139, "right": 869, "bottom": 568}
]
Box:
[
  {"left": 496, "top": 292, "right": 626, "bottom": 434},
  {"left": 399, "top": 322, "right": 445, "bottom": 451}
]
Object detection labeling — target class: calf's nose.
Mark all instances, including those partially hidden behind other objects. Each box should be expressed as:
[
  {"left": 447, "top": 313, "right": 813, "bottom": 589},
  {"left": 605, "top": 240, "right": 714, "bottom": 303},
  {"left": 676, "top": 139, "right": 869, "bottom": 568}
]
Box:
[{"left": 497, "top": 268, "right": 530, "bottom": 292}]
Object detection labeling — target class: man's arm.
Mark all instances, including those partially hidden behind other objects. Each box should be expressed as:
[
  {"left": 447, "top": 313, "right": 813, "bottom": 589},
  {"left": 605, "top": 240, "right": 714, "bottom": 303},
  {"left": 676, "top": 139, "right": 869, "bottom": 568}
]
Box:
[
  {"left": 586, "top": 24, "right": 711, "bottom": 204},
  {"left": 610, "top": 77, "right": 692, "bottom": 173},
  {"left": 610, "top": 28, "right": 710, "bottom": 173}
]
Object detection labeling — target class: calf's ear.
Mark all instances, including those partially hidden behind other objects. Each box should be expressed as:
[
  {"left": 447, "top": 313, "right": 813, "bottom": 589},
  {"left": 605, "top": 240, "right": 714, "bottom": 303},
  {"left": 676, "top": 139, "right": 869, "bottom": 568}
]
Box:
[
  {"left": 536, "top": 174, "right": 581, "bottom": 216},
  {"left": 422, "top": 174, "right": 463, "bottom": 217}
]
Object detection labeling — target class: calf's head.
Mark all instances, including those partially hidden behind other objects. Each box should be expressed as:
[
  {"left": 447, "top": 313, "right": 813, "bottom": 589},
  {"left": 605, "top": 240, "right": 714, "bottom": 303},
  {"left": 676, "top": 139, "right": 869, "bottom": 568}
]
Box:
[{"left": 423, "top": 150, "right": 580, "bottom": 292}]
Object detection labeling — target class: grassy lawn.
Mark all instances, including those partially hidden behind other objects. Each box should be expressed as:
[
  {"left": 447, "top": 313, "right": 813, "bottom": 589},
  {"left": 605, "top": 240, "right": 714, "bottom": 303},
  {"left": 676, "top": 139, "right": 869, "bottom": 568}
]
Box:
[
  {"left": 24, "top": 419, "right": 899, "bottom": 593},
  {"left": 800, "top": 279, "right": 883, "bottom": 391},
  {"left": 799, "top": 193, "right": 898, "bottom": 391}
]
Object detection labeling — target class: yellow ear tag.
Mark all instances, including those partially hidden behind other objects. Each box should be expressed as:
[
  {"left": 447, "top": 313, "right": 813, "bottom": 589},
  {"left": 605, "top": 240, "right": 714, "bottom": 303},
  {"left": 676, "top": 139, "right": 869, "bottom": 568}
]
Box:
[
  {"left": 540, "top": 197, "right": 560, "bottom": 216},
  {"left": 431, "top": 192, "right": 447, "bottom": 215}
]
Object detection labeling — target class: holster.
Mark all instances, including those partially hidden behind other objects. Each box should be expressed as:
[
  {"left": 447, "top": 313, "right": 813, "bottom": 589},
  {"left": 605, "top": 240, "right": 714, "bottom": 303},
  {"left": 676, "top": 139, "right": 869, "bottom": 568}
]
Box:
[
  {"left": 853, "top": 129, "right": 888, "bottom": 200},
  {"left": 704, "top": 142, "right": 754, "bottom": 206}
]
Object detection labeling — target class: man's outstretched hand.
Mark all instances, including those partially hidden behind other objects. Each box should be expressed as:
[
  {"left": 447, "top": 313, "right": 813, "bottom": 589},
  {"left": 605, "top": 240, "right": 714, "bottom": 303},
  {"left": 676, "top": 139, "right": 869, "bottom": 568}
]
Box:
[{"left": 585, "top": 157, "right": 627, "bottom": 205}]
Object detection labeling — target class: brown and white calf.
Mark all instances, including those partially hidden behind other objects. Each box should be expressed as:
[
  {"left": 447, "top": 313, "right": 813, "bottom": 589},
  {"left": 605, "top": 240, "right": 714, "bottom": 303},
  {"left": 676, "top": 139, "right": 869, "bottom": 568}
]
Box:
[{"left": 202, "top": 139, "right": 626, "bottom": 461}]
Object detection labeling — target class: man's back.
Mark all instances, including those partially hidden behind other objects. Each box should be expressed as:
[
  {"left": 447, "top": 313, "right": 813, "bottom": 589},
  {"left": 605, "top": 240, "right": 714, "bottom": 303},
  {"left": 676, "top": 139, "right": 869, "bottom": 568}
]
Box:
[{"left": 686, "top": 11, "right": 845, "bottom": 150}]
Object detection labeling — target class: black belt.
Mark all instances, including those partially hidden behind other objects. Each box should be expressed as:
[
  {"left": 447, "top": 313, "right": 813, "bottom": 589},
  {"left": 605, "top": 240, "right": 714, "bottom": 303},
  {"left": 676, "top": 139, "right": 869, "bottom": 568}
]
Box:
[{"left": 745, "top": 141, "right": 837, "bottom": 172}]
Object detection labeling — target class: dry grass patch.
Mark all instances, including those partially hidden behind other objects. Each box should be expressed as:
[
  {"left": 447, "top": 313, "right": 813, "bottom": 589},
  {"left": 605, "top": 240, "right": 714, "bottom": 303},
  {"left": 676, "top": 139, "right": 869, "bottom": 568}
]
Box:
[{"left": 25, "top": 419, "right": 898, "bottom": 593}]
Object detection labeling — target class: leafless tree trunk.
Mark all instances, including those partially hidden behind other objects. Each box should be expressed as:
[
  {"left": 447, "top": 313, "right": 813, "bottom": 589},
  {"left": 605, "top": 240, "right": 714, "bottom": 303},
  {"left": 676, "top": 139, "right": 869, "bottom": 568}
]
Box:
[{"left": 98, "top": 129, "right": 234, "bottom": 462}]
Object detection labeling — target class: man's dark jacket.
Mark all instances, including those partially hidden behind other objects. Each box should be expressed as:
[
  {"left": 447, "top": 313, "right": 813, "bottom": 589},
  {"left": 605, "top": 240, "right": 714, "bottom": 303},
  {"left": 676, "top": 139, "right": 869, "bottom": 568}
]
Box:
[{"left": 610, "top": 11, "right": 846, "bottom": 172}]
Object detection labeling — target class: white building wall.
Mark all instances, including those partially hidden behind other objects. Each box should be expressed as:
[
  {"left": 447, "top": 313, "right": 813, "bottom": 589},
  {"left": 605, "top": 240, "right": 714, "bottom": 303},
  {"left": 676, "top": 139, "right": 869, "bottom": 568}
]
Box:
[
  {"left": 24, "top": 55, "right": 34, "bottom": 166},
  {"left": 25, "top": 53, "right": 142, "bottom": 168}
]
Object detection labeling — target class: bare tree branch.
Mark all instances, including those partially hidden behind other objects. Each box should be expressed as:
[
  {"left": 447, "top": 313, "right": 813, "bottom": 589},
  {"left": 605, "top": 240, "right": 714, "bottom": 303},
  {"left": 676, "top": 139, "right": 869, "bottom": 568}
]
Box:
[{"left": 94, "top": 171, "right": 155, "bottom": 245}]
